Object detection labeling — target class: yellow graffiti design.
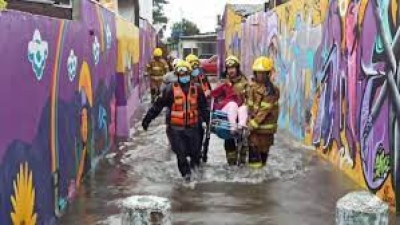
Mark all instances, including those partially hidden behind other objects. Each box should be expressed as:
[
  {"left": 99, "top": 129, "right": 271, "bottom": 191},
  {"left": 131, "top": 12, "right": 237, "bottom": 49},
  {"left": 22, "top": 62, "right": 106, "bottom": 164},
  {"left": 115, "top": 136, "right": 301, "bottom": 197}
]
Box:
[
  {"left": 224, "top": 5, "right": 243, "bottom": 58},
  {"left": 357, "top": 0, "right": 369, "bottom": 29},
  {"left": 76, "top": 112, "right": 88, "bottom": 187},
  {"left": 274, "top": 0, "right": 326, "bottom": 35},
  {"left": 78, "top": 61, "right": 93, "bottom": 106},
  {"left": 339, "top": 98, "right": 354, "bottom": 167},
  {"left": 116, "top": 17, "right": 139, "bottom": 73},
  {"left": 391, "top": 0, "right": 398, "bottom": 25},
  {"left": 10, "top": 162, "right": 37, "bottom": 225},
  {"left": 99, "top": 0, "right": 118, "bottom": 12}
]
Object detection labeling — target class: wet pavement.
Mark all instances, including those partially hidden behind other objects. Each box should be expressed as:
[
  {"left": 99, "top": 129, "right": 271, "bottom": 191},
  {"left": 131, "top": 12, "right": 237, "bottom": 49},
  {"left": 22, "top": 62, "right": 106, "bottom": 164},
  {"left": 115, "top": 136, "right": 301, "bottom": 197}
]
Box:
[{"left": 59, "top": 97, "right": 398, "bottom": 225}]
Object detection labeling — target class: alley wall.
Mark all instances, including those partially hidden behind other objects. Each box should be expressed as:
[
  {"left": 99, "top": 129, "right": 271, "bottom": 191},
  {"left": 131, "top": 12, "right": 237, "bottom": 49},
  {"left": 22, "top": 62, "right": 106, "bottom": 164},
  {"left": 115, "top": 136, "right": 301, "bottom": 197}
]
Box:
[
  {"left": 0, "top": 0, "right": 155, "bottom": 224},
  {"left": 223, "top": 0, "right": 399, "bottom": 210}
]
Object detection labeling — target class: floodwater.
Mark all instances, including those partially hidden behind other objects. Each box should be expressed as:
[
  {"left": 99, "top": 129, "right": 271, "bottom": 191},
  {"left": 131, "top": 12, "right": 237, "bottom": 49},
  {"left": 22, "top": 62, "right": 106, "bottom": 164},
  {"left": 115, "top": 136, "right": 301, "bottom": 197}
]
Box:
[{"left": 60, "top": 97, "right": 397, "bottom": 225}]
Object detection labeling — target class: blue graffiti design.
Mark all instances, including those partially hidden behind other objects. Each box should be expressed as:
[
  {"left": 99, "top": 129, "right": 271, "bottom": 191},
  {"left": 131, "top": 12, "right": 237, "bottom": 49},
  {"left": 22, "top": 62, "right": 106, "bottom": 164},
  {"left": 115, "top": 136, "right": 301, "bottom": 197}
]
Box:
[{"left": 375, "top": 0, "right": 392, "bottom": 53}]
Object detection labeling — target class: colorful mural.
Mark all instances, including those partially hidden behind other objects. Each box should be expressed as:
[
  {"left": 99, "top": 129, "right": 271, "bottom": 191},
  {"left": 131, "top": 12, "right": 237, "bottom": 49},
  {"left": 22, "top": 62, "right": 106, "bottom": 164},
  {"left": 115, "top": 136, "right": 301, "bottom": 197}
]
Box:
[
  {"left": 223, "top": 0, "right": 400, "bottom": 210},
  {"left": 115, "top": 17, "right": 140, "bottom": 137},
  {"left": 0, "top": 0, "right": 154, "bottom": 224},
  {"left": 223, "top": 5, "right": 244, "bottom": 59}
]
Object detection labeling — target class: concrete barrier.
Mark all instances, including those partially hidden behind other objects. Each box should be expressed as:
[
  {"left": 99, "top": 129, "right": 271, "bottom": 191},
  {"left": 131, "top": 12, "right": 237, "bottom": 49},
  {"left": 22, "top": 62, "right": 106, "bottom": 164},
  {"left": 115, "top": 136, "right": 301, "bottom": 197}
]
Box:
[
  {"left": 121, "top": 195, "right": 171, "bottom": 225},
  {"left": 336, "top": 191, "right": 389, "bottom": 225}
]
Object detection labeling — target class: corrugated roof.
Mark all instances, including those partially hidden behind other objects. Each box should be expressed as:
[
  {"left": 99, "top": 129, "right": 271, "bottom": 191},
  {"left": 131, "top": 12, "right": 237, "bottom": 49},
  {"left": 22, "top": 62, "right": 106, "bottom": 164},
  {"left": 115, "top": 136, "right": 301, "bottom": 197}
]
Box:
[{"left": 228, "top": 4, "right": 264, "bottom": 17}]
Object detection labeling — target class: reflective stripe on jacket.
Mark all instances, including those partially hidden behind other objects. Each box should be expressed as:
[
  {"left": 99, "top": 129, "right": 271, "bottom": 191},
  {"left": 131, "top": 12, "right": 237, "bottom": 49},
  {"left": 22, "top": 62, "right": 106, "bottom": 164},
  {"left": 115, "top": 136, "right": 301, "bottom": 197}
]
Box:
[{"left": 247, "top": 82, "right": 280, "bottom": 134}]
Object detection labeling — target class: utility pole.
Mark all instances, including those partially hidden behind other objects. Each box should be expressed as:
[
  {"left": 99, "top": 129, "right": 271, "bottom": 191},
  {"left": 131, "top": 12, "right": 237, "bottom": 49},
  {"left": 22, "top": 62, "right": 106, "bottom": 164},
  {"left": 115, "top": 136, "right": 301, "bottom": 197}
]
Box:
[{"left": 179, "top": 6, "right": 184, "bottom": 37}]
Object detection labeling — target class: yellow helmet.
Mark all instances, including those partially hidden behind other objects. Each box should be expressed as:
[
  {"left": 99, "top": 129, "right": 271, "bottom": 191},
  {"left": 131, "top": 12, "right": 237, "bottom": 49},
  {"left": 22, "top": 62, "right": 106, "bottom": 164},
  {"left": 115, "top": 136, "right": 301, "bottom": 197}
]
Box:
[
  {"left": 185, "top": 54, "right": 199, "bottom": 67},
  {"left": 175, "top": 60, "right": 192, "bottom": 75},
  {"left": 153, "top": 48, "right": 163, "bottom": 57},
  {"left": 252, "top": 57, "right": 274, "bottom": 72},
  {"left": 225, "top": 55, "right": 240, "bottom": 67}
]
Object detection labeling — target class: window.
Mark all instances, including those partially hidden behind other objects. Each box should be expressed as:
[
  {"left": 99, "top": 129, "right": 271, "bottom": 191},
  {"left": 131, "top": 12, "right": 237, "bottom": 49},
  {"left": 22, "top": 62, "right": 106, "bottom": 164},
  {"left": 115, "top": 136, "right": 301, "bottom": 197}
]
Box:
[
  {"left": 192, "top": 48, "right": 199, "bottom": 56},
  {"left": 198, "top": 43, "right": 216, "bottom": 55}
]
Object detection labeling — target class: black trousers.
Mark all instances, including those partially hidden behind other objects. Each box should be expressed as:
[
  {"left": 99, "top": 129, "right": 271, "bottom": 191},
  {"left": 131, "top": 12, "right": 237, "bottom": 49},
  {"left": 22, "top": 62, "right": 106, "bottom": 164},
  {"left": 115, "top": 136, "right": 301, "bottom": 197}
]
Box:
[
  {"left": 169, "top": 127, "right": 202, "bottom": 177},
  {"left": 198, "top": 122, "right": 206, "bottom": 160}
]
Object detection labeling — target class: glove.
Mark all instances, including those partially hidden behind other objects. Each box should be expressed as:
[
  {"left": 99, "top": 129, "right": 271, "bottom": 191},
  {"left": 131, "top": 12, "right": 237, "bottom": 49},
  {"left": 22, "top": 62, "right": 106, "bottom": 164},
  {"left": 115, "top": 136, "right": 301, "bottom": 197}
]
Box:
[{"left": 142, "top": 120, "right": 150, "bottom": 131}]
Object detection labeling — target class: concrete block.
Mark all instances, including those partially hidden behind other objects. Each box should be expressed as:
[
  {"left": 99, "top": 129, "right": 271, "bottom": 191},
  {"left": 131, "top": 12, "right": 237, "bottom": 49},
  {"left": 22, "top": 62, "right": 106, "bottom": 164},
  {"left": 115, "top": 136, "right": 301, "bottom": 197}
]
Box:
[
  {"left": 336, "top": 191, "right": 389, "bottom": 225},
  {"left": 121, "top": 195, "right": 171, "bottom": 225}
]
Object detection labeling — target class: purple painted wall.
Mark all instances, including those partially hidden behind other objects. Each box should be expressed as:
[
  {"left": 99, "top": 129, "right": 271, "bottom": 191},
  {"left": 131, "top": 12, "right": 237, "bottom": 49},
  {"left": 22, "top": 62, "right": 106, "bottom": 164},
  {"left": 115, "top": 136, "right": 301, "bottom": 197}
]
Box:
[{"left": 0, "top": 0, "right": 154, "bottom": 223}]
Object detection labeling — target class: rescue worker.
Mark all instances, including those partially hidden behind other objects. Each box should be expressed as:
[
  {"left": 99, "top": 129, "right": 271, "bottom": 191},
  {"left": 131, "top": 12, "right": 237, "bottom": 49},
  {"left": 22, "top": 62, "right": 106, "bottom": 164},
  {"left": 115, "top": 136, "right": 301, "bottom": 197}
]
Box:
[
  {"left": 185, "top": 54, "right": 212, "bottom": 163},
  {"left": 186, "top": 54, "right": 212, "bottom": 96},
  {"left": 141, "top": 60, "right": 209, "bottom": 182},
  {"left": 146, "top": 48, "right": 169, "bottom": 103},
  {"left": 218, "top": 55, "right": 249, "bottom": 166},
  {"left": 160, "top": 58, "right": 180, "bottom": 92},
  {"left": 247, "top": 57, "right": 280, "bottom": 168},
  {"left": 161, "top": 58, "right": 180, "bottom": 146}
]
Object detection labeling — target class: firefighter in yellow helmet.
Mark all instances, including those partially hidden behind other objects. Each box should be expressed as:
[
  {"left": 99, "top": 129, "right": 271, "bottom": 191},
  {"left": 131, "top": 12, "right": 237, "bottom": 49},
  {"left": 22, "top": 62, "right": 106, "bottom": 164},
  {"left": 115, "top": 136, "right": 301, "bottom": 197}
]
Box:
[
  {"left": 246, "top": 57, "right": 280, "bottom": 168},
  {"left": 146, "top": 48, "right": 169, "bottom": 103},
  {"left": 210, "top": 55, "right": 249, "bottom": 166},
  {"left": 142, "top": 60, "right": 209, "bottom": 183},
  {"left": 186, "top": 54, "right": 212, "bottom": 95},
  {"left": 185, "top": 54, "right": 212, "bottom": 163}
]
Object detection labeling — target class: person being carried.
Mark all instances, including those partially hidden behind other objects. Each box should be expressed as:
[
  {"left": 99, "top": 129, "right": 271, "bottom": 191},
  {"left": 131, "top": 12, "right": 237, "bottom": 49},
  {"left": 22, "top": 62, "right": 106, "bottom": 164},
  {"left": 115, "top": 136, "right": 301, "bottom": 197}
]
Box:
[
  {"left": 142, "top": 60, "right": 209, "bottom": 183},
  {"left": 209, "top": 55, "right": 249, "bottom": 166},
  {"left": 209, "top": 55, "right": 248, "bottom": 134}
]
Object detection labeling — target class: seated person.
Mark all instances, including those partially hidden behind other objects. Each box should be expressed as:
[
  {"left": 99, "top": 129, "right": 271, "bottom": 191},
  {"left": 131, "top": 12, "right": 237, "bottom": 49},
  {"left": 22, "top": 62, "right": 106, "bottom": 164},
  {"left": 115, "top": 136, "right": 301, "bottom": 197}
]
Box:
[{"left": 209, "top": 56, "right": 248, "bottom": 133}]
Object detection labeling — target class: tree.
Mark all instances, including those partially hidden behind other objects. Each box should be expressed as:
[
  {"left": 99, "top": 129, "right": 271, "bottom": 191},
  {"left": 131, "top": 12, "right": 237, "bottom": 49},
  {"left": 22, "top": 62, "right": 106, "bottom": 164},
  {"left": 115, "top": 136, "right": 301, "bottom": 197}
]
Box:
[
  {"left": 153, "top": 0, "right": 169, "bottom": 26},
  {"left": 170, "top": 19, "right": 200, "bottom": 41}
]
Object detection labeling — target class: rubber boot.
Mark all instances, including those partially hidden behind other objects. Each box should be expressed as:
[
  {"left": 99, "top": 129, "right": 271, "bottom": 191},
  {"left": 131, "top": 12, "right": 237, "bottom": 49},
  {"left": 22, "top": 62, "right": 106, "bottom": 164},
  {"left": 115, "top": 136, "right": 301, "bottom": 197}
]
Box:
[
  {"left": 248, "top": 146, "right": 262, "bottom": 169},
  {"left": 260, "top": 152, "right": 269, "bottom": 167},
  {"left": 238, "top": 143, "right": 248, "bottom": 166},
  {"left": 224, "top": 139, "right": 238, "bottom": 166}
]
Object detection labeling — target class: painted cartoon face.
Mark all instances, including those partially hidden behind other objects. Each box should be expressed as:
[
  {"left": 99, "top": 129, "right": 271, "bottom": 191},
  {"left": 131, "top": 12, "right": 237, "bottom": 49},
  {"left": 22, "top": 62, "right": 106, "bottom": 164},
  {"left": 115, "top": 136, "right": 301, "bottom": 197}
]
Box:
[{"left": 81, "top": 108, "right": 88, "bottom": 143}]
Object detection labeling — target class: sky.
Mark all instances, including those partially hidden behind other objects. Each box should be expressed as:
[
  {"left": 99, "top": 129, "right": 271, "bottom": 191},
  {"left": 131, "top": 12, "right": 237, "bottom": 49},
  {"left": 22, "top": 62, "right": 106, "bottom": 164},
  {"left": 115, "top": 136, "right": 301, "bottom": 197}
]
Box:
[{"left": 163, "top": 0, "right": 267, "bottom": 37}]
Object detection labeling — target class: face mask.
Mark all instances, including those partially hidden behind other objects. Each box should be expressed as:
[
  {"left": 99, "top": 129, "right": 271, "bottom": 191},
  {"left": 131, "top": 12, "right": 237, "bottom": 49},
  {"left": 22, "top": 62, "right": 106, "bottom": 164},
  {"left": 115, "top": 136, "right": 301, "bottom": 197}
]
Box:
[
  {"left": 192, "top": 68, "right": 201, "bottom": 77},
  {"left": 179, "top": 75, "right": 191, "bottom": 84}
]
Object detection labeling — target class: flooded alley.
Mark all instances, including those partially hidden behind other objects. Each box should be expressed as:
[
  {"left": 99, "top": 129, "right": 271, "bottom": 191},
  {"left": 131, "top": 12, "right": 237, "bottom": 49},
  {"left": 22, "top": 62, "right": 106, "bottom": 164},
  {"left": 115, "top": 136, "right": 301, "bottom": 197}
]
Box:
[{"left": 58, "top": 97, "right": 385, "bottom": 225}]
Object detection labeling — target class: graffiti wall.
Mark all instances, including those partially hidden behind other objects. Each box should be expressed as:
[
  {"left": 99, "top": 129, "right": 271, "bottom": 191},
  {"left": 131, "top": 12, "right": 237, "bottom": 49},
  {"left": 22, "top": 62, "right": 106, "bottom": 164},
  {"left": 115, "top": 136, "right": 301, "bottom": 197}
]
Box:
[
  {"left": 224, "top": 0, "right": 400, "bottom": 210},
  {"left": 0, "top": 0, "right": 153, "bottom": 224},
  {"left": 115, "top": 17, "right": 140, "bottom": 137},
  {"left": 139, "top": 19, "right": 156, "bottom": 101},
  {"left": 223, "top": 5, "right": 243, "bottom": 59}
]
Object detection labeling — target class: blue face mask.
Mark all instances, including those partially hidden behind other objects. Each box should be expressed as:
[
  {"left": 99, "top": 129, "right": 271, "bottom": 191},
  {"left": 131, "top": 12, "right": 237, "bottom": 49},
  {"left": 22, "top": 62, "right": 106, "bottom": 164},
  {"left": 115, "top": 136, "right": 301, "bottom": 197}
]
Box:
[
  {"left": 179, "top": 75, "right": 191, "bottom": 84},
  {"left": 192, "top": 68, "right": 201, "bottom": 77}
]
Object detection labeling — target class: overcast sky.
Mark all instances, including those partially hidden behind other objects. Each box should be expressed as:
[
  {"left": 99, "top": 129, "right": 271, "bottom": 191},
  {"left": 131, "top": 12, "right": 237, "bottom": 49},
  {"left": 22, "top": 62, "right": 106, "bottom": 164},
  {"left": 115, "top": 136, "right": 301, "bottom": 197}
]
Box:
[{"left": 164, "top": 0, "right": 267, "bottom": 37}]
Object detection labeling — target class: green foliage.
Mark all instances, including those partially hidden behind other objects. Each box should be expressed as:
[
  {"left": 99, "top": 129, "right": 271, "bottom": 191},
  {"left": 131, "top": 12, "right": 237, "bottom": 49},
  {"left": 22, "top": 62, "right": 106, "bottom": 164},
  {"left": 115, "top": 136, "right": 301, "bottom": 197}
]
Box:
[
  {"left": 171, "top": 19, "right": 200, "bottom": 40},
  {"left": 153, "top": 0, "right": 169, "bottom": 25},
  {"left": 374, "top": 150, "right": 390, "bottom": 181}
]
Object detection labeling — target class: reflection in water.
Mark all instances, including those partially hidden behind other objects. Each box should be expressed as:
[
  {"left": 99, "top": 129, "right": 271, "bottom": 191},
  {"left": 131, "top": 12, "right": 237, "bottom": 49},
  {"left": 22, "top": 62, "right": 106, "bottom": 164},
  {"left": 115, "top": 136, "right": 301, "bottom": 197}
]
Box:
[{"left": 60, "top": 98, "right": 392, "bottom": 225}]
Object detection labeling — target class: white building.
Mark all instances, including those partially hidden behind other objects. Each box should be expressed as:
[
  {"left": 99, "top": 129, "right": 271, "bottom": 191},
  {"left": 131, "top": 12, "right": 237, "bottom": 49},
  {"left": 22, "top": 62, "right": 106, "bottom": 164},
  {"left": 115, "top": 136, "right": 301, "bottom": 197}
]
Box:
[{"left": 179, "top": 34, "right": 217, "bottom": 59}]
